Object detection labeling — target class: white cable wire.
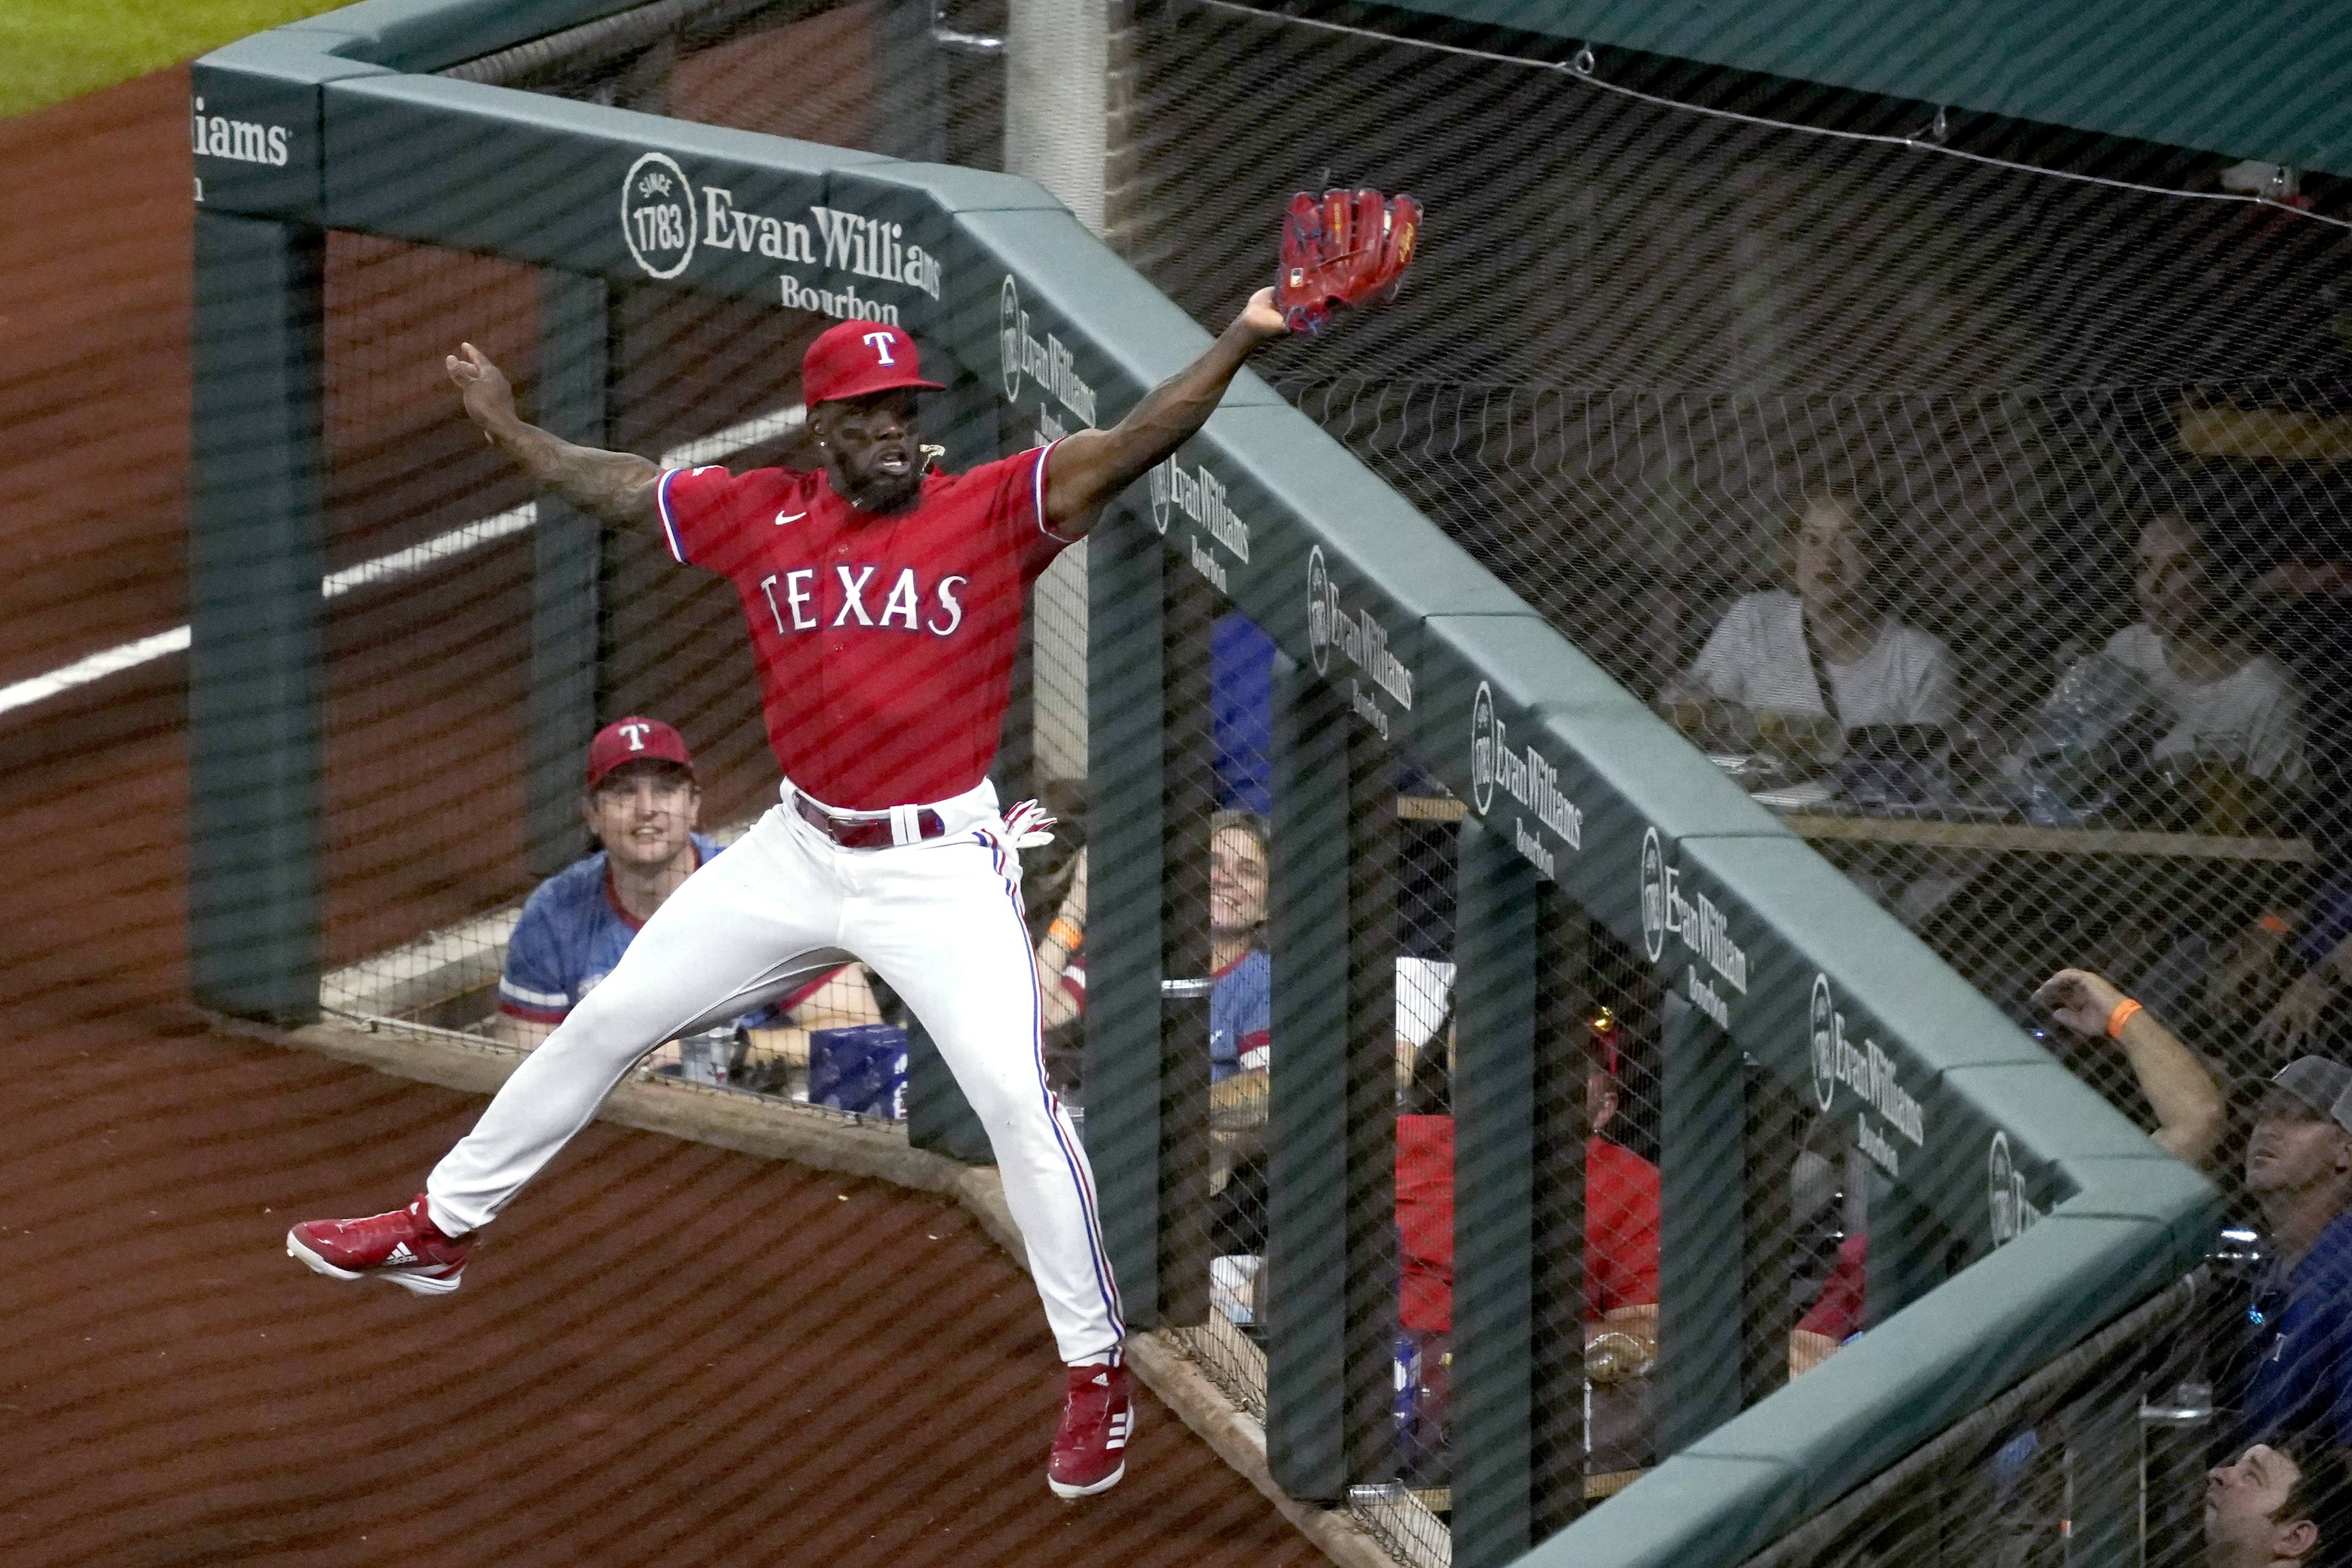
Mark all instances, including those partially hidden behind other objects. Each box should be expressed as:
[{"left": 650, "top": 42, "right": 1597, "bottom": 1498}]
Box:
[{"left": 1195, "top": 0, "right": 2352, "bottom": 233}]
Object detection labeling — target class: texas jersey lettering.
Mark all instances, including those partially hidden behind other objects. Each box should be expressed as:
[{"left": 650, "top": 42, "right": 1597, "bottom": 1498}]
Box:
[{"left": 655, "top": 443, "right": 1068, "bottom": 810}]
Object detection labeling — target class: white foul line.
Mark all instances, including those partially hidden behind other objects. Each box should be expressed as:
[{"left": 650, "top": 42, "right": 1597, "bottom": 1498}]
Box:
[{"left": 0, "top": 405, "right": 804, "bottom": 722}]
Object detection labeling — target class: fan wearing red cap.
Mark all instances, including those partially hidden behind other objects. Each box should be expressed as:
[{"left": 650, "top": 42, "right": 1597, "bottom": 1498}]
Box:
[
  {"left": 302, "top": 284, "right": 1306, "bottom": 1500},
  {"left": 492, "top": 718, "right": 880, "bottom": 1054},
  {"left": 493, "top": 716, "right": 713, "bottom": 1047}
]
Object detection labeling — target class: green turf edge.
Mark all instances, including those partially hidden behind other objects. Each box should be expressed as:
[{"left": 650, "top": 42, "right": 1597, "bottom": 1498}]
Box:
[{"left": 0, "top": 0, "right": 357, "bottom": 120}]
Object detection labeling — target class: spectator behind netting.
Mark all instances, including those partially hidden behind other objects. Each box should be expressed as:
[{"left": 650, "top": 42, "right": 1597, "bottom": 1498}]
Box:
[
  {"left": 1202, "top": 810, "right": 1273, "bottom": 1259},
  {"left": 2217, "top": 1058, "right": 2352, "bottom": 1454},
  {"left": 1042, "top": 811, "right": 1271, "bottom": 1117},
  {"left": 1790, "top": 966, "right": 2224, "bottom": 1376},
  {"left": 2206, "top": 1434, "right": 2352, "bottom": 1568},
  {"left": 2103, "top": 508, "right": 2311, "bottom": 811},
  {"left": 1394, "top": 1007, "right": 1660, "bottom": 1354},
  {"left": 1659, "top": 488, "right": 1957, "bottom": 771},
  {"left": 493, "top": 717, "right": 881, "bottom": 1063},
  {"left": 1035, "top": 842, "right": 1088, "bottom": 1089}
]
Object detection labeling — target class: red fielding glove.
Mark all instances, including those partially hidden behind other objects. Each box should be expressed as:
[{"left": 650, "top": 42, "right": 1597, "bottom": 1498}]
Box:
[{"left": 1276, "top": 186, "right": 1424, "bottom": 334}]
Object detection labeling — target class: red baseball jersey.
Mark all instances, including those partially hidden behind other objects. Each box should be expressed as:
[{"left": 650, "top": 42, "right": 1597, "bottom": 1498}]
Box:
[{"left": 655, "top": 443, "right": 1071, "bottom": 810}]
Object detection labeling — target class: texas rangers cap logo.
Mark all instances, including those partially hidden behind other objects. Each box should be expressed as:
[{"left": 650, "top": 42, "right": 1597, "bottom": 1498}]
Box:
[
  {"left": 1306, "top": 546, "right": 1332, "bottom": 675},
  {"left": 1809, "top": 972, "right": 1837, "bottom": 1111},
  {"left": 1638, "top": 826, "right": 1666, "bottom": 963},
  {"left": 1470, "top": 682, "right": 1497, "bottom": 815},
  {"left": 621, "top": 153, "right": 697, "bottom": 280},
  {"left": 999, "top": 276, "right": 1023, "bottom": 401}
]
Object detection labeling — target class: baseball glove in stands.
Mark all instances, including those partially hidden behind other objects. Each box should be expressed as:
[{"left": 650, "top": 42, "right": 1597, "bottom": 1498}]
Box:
[{"left": 1275, "top": 186, "right": 1425, "bottom": 334}]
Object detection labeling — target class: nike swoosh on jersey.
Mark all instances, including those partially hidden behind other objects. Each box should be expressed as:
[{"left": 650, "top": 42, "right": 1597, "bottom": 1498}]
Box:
[{"left": 774, "top": 510, "right": 808, "bottom": 525}]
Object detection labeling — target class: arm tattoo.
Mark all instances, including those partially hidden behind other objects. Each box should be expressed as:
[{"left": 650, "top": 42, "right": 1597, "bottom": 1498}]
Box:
[{"left": 495, "top": 421, "right": 660, "bottom": 533}]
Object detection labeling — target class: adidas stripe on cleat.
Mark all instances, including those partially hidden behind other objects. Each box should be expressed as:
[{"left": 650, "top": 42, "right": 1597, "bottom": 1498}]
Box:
[
  {"left": 287, "top": 1192, "right": 472, "bottom": 1296},
  {"left": 1047, "top": 1362, "right": 1134, "bottom": 1498}
]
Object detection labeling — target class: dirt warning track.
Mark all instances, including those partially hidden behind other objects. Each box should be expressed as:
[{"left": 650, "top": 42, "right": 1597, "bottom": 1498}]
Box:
[{"left": 0, "top": 69, "right": 1323, "bottom": 1568}]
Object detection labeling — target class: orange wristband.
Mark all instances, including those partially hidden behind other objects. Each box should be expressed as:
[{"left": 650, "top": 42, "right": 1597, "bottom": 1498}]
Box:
[
  {"left": 1047, "top": 918, "right": 1083, "bottom": 952},
  {"left": 2106, "top": 998, "right": 2143, "bottom": 1039},
  {"left": 2259, "top": 913, "right": 2295, "bottom": 937}
]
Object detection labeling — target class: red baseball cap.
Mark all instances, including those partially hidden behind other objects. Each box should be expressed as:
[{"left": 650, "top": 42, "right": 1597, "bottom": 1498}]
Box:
[
  {"left": 800, "top": 320, "right": 943, "bottom": 406},
  {"left": 585, "top": 717, "right": 695, "bottom": 790}
]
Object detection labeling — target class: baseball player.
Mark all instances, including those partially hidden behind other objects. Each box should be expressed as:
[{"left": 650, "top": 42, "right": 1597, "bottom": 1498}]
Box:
[{"left": 288, "top": 289, "right": 1293, "bottom": 1498}]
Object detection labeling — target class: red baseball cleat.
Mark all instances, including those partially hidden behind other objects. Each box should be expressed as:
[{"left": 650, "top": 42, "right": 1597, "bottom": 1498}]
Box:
[
  {"left": 1048, "top": 1362, "right": 1135, "bottom": 1498},
  {"left": 287, "top": 1193, "right": 472, "bottom": 1296}
]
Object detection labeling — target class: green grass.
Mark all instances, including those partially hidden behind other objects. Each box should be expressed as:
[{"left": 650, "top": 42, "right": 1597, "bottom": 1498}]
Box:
[{"left": 0, "top": 1, "right": 358, "bottom": 119}]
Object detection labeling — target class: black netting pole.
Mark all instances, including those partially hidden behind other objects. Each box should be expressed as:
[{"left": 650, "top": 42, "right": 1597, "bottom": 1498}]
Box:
[
  {"left": 1159, "top": 558, "right": 1215, "bottom": 1325},
  {"left": 1266, "top": 651, "right": 1350, "bottom": 1499},
  {"left": 189, "top": 209, "right": 325, "bottom": 1026},
  {"left": 1658, "top": 992, "right": 1744, "bottom": 1454},
  {"left": 1343, "top": 724, "right": 1400, "bottom": 1483},
  {"left": 1451, "top": 810, "right": 1542, "bottom": 1568},
  {"left": 524, "top": 269, "right": 604, "bottom": 879},
  {"left": 1532, "top": 892, "right": 1591, "bottom": 1537},
  {"left": 1086, "top": 508, "right": 1168, "bottom": 1323},
  {"left": 1742, "top": 1065, "right": 1800, "bottom": 1411}
]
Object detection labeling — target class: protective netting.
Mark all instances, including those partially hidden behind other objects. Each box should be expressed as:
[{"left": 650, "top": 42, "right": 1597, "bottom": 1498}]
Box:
[
  {"left": 155, "top": 2, "right": 2352, "bottom": 1566},
  {"left": 1119, "top": 1, "right": 2352, "bottom": 1129},
  {"left": 1735, "top": 1271, "right": 2239, "bottom": 1568}
]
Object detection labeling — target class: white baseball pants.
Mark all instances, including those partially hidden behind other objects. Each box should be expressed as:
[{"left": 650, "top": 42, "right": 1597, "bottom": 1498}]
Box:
[{"left": 424, "top": 785, "right": 1124, "bottom": 1364}]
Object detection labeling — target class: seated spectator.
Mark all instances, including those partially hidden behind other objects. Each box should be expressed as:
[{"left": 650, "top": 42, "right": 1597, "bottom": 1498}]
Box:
[
  {"left": 2219, "top": 1058, "right": 2352, "bottom": 1453},
  {"left": 1041, "top": 811, "right": 1270, "bottom": 1107},
  {"left": 1393, "top": 1009, "right": 1659, "bottom": 1349},
  {"left": 1036, "top": 844, "right": 1087, "bottom": 1043},
  {"left": 2211, "top": 888, "right": 2352, "bottom": 1064},
  {"left": 2205, "top": 1433, "right": 2352, "bottom": 1568},
  {"left": 2263, "top": 916, "right": 2352, "bottom": 1060},
  {"left": 494, "top": 717, "right": 878, "bottom": 1068},
  {"left": 1660, "top": 488, "right": 1957, "bottom": 769},
  {"left": 1790, "top": 966, "right": 2225, "bottom": 1375},
  {"left": 2105, "top": 509, "right": 2311, "bottom": 808},
  {"left": 1205, "top": 811, "right": 1273, "bottom": 1088},
  {"left": 1202, "top": 811, "right": 1273, "bottom": 1259}
]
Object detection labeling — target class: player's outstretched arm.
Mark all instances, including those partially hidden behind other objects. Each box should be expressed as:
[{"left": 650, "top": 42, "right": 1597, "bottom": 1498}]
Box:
[
  {"left": 446, "top": 342, "right": 661, "bottom": 535},
  {"left": 1040, "top": 289, "right": 1288, "bottom": 538}
]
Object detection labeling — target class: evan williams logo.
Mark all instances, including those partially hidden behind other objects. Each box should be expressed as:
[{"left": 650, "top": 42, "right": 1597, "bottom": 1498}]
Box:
[
  {"left": 1471, "top": 683, "right": 1498, "bottom": 814},
  {"left": 1988, "top": 1132, "right": 2045, "bottom": 1244},
  {"left": 1639, "top": 827, "right": 1667, "bottom": 962},
  {"left": 1151, "top": 459, "right": 1251, "bottom": 559},
  {"left": 1467, "top": 680, "right": 1582, "bottom": 849},
  {"left": 1307, "top": 547, "right": 1334, "bottom": 675},
  {"left": 1000, "top": 277, "right": 1023, "bottom": 400},
  {"left": 1809, "top": 970, "right": 1927, "bottom": 1176},
  {"left": 997, "top": 277, "right": 1100, "bottom": 427},
  {"left": 621, "top": 153, "right": 697, "bottom": 280},
  {"left": 1809, "top": 974, "right": 1837, "bottom": 1109},
  {"left": 1303, "top": 547, "right": 1412, "bottom": 709},
  {"left": 1639, "top": 826, "right": 1749, "bottom": 1030}
]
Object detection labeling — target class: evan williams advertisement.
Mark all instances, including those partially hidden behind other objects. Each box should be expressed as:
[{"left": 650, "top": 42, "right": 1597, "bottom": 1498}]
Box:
[
  {"left": 1306, "top": 546, "right": 1413, "bottom": 742},
  {"left": 619, "top": 153, "right": 942, "bottom": 324},
  {"left": 1639, "top": 827, "right": 1749, "bottom": 1030},
  {"left": 1469, "top": 680, "right": 1583, "bottom": 881}
]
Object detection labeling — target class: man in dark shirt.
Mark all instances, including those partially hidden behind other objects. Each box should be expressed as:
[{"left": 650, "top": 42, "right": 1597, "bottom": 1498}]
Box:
[{"left": 2229, "top": 1058, "right": 2352, "bottom": 1452}]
